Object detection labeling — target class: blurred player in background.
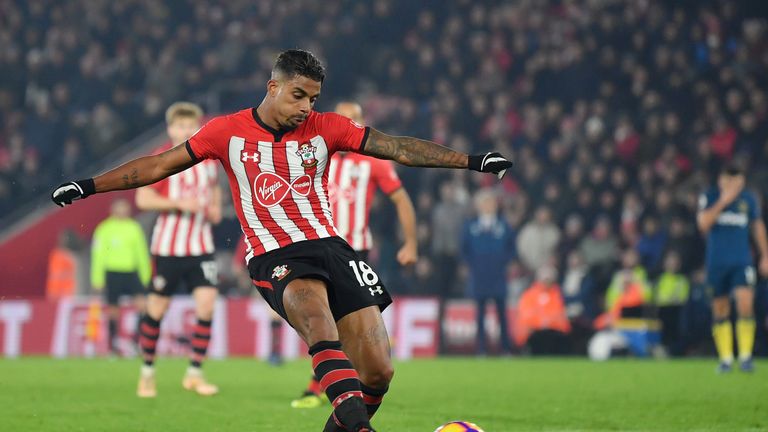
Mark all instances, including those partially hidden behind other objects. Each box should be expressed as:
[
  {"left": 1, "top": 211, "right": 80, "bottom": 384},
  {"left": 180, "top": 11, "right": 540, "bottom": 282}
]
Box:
[
  {"left": 697, "top": 163, "right": 768, "bottom": 373},
  {"left": 134, "top": 102, "right": 223, "bottom": 397},
  {"left": 290, "top": 101, "right": 418, "bottom": 409},
  {"left": 52, "top": 49, "right": 512, "bottom": 432},
  {"left": 90, "top": 198, "right": 150, "bottom": 356}
]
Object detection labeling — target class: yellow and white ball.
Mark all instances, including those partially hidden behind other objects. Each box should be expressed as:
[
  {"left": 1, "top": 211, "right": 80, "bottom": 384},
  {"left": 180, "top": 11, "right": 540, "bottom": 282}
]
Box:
[{"left": 434, "top": 421, "right": 485, "bottom": 432}]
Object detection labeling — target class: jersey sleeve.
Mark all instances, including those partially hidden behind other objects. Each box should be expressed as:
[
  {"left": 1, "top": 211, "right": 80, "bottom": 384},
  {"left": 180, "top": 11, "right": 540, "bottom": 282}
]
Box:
[
  {"left": 187, "top": 116, "right": 229, "bottom": 161},
  {"left": 319, "top": 112, "right": 370, "bottom": 153},
  {"left": 373, "top": 158, "right": 402, "bottom": 195}
]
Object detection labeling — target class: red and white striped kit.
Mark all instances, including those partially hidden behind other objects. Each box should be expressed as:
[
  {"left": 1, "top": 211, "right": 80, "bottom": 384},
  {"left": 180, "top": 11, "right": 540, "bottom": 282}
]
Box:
[{"left": 187, "top": 108, "right": 369, "bottom": 261}]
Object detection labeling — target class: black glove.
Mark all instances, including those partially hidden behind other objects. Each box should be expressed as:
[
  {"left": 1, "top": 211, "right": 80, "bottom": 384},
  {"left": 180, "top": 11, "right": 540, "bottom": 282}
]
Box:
[
  {"left": 468, "top": 152, "right": 513, "bottom": 179},
  {"left": 51, "top": 179, "right": 95, "bottom": 207}
]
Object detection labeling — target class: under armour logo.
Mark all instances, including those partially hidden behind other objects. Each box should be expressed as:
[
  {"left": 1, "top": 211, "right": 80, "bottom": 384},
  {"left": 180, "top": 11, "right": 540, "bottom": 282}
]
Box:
[
  {"left": 369, "top": 286, "right": 383, "bottom": 296},
  {"left": 241, "top": 151, "right": 260, "bottom": 163}
]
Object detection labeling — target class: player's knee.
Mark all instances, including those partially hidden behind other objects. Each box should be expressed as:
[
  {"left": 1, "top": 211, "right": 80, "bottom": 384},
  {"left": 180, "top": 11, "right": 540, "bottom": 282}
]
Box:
[{"left": 360, "top": 363, "right": 394, "bottom": 388}]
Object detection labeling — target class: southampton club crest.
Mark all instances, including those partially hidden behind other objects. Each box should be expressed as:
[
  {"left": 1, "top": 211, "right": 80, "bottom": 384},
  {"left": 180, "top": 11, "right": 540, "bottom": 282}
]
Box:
[
  {"left": 271, "top": 264, "right": 291, "bottom": 281},
  {"left": 296, "top": 142, "right": 318, "bottom": 168}
]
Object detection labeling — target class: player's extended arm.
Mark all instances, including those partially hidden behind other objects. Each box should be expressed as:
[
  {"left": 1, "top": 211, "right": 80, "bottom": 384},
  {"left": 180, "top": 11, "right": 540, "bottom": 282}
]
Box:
[
  {"left": 389, "top": 188, "right": 418, "bottom": 265},
  {"left": 362, "top": 128, "right": 512, "bottom": 177},
  {"left": 52, "top": 144, "right": 197, "bottom": 207}
]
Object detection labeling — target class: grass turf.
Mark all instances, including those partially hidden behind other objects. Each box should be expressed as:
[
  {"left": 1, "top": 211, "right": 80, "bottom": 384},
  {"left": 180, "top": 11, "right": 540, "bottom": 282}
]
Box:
[{"left": 1, "top": 357, "right": 766, "bottom": 431}]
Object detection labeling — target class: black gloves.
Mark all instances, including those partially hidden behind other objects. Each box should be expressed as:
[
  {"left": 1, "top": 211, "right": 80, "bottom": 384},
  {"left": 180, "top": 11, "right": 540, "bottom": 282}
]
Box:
[
  {"left": 468, "top": 152, "right": 513, "bottom": 179},
  {"left": 51, "top": 179, "right": 95, "bottom": 207}
]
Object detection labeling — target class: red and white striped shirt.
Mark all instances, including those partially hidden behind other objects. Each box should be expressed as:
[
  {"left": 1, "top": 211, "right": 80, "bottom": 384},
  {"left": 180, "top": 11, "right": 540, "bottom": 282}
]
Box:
[
  {"left": 187, "top": 108, "right": 369, "bottom": 262},
  {"left": 148, "top": 142, "right": 218, "bottom": 257},
  {"left": 328, "top": 153, "right": 402, "bottom": 251}
]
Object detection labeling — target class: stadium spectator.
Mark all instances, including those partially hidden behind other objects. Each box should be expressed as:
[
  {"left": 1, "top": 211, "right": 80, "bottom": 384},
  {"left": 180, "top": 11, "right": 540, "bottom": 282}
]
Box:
[
  {"left": 515, "top": 266, "right": 571, "bottom": 355},
  {"left": 579, "top": 216, "right": 619, "bottom": 287},
  {"left": 654, "top": 251, "right": 690, "bottom": 356},
  {"left": 561, "top": 250, "right": 597, "bottom": 355},
  {"left": 636, "top": 216, "right": 668, "bottom": 276},
  {"left": 516, "top": 206, "right": 560, "bottom": 274},
  {"left": 460, "top": 188, "right": 516, "bottom": 355},
  {"left": 45, "top": 229, "right": 79, "bottom": 301},
  {"left": 430, "top": 180, "right": 468, "bottom": 297},
  {"left": 597, "top": 250, "right": 652, "bottom": 329}
]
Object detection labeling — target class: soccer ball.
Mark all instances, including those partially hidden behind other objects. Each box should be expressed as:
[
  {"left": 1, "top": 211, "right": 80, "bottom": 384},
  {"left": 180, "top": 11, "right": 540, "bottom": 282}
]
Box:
[{"left": 434, "top": 421, "right": 485, "bottom": 432}]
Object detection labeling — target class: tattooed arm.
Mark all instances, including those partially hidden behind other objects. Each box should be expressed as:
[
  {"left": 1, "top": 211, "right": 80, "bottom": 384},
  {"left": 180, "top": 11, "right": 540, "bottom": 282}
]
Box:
[
  {"left": 361, "top": 128, "right": 513, "bottom": 176},
  {"left": 52, "top": 142, "right": 198, "bottom": 207},
  {"left": 361, "top": 128, "right": 468, "bottom": 168},
  {"left": 93, "top": 143, "right": 197, "bottom": 192}
]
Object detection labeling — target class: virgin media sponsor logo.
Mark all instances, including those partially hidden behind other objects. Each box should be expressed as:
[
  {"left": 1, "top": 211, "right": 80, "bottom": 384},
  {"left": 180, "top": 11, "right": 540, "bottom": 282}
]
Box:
[{"left": 254, "top": 172, "right": 312, "bottom": 207}]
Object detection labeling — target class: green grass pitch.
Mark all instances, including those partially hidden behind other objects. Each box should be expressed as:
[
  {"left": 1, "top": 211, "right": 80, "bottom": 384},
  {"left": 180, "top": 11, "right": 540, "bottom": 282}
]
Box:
[{"left": 1, "top": 357, "right": 766, "bottom": 431}]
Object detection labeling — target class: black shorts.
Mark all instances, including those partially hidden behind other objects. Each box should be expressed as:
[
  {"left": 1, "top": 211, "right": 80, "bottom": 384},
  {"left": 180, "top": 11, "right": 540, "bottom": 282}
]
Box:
[
  {"left": 150, "top": 254, "right": 219, "bottom": 296},
  {"left": 105, "top": 271, "right": 143, "bottom": 305},
  {"left": 248, "top": 237, "right": 391, "bottom": 322}
]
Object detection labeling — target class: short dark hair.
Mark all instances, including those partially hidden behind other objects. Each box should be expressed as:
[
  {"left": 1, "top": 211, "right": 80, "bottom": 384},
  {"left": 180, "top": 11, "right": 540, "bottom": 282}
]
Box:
[
  {"left": 722, "top": 161, "right": 745, "bottom": 176},
  {"left": 273, "top": 49, "right": 325, "bottom": 82}
]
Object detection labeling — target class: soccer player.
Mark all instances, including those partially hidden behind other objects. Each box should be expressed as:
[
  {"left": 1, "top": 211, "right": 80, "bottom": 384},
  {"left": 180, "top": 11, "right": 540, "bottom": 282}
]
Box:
[
  {"left": 291, "top": 101, "right": 418, "bottom": 409},
  {"left": 697, "top": 163, "right": 768, "bottom": 373},
  {"left": 51, "top": 49, "right": 512, "bottom": 432},
  {"left": 91, "top": 198, "right": 151, "bottom": 355},
  {"left": 133, "top": 102, "right": 223, "bottom": 397}
]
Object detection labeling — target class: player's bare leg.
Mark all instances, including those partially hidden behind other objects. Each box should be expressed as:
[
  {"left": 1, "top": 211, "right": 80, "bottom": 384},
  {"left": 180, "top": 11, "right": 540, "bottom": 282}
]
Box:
[
  {"left": 711, "top": 296, "right": 733, "bottom": 373},
  {"left": 283, "top": 278, "right": 373, "bottom": 432},
  {"left": 182, "top": 286, "right": 219, "bottom": 395},
  {"left": 337, "top": 305, "right": 394, "bottom": 417},
  {"left": 137, "top": 293, "right": 170, "bottom": 398},
  {"left": 734, "top": 287, "right": 755, "bottom": 372}
]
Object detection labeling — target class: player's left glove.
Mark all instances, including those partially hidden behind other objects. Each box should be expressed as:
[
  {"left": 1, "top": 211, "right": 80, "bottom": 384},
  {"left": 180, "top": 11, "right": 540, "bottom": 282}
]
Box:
[
  {"left": 468, "top": 152, "right": 513, "bottom": 179},
  {"left": 51, "top": 179, "right": 95, "bottom": 207}
]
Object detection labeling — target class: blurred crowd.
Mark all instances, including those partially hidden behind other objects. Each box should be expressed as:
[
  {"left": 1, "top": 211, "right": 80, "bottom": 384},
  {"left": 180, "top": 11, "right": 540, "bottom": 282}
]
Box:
[{"left": 6, "top": 1, "right": 768, "bottom": 354}]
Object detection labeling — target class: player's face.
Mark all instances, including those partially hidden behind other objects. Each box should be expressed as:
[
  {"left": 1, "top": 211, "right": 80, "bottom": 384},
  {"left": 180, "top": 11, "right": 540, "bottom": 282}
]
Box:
[
  {"left": 269, "top": 75, "right": 321, "bottom": 129},
  {"left": 167, "top": 117, "right": 202, "bottom": 144}
]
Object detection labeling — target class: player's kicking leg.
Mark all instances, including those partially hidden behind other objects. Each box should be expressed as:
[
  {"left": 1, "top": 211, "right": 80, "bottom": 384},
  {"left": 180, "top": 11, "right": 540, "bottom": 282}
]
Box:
[
  {"left": 333, "top": 305, "right": 394, "bottom": 426},
  {"left": 734, "top": 286, "right": 755, "bottom": 372},
  {"left": 283, "top": 278, "right": 375, "bottom": 432},
  {"left": 137, "top": 293, "right": 170, "bottom": 397},
  {"left": 182, "top": 286, "right": 219, "bottom": 395}
]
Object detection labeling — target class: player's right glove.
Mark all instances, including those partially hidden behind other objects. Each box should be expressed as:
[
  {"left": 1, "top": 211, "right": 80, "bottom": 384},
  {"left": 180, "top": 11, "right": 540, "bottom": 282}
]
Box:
[
  {"left": 51, "top": 179, "right": 95, "bottom": 207},
  {"left": 468, "top": 152, "right": 513, "bottom": 179}
]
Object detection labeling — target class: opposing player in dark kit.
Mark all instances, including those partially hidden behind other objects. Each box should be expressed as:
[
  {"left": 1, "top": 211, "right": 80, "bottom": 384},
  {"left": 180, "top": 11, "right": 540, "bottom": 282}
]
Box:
[
  {"left": 52, "top": 49, "right": 512, "bottom": 432},
  {"left": 697, "top": 163, "right": 768, "bottom": 373}
]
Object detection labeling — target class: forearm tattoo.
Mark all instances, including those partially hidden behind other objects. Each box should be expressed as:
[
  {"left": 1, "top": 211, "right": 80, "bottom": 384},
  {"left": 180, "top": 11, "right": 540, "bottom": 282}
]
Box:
[
  {"left": 122, "top": 168, "right": 140, "bottom": 188},
  {"left": 362, "top": 128, "right": 467, "bottom": 168}
]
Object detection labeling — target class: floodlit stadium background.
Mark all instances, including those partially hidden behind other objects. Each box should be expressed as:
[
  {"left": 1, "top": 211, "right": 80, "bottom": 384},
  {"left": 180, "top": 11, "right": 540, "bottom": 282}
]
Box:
[{"left": 2, "top": 1, "right": 768, "bottom": 430}]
